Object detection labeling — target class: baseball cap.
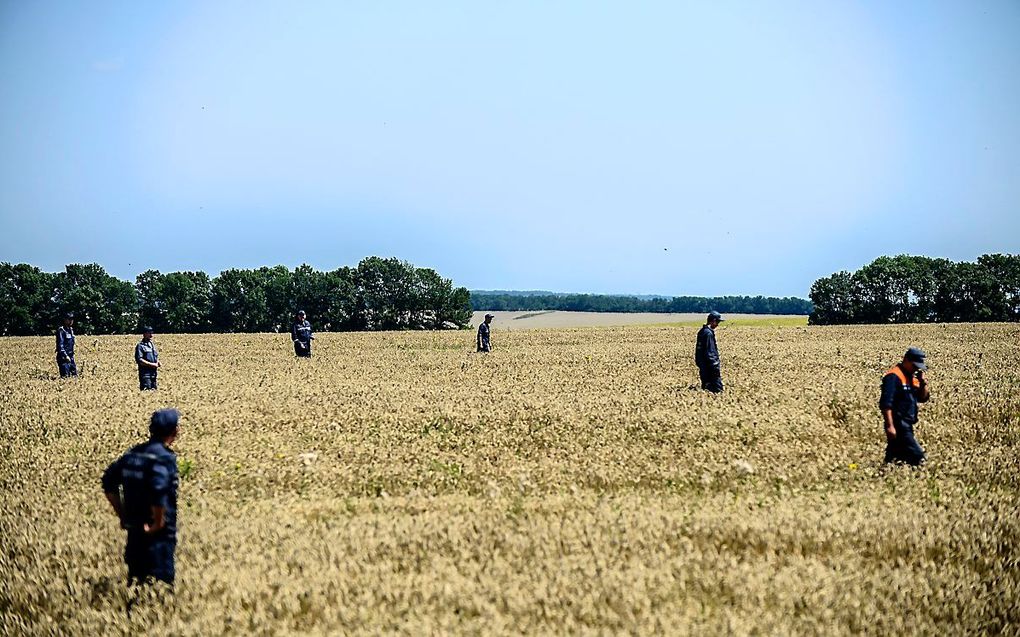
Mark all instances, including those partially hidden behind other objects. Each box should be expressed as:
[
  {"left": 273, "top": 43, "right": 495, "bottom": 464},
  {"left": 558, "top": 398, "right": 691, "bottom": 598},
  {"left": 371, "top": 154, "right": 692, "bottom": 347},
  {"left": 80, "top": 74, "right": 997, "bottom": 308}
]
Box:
[
  {"left": 149, "top": 408, "right": 180, "bottom": 438},
  {"left": 904, "top": 347, "right": 927, "bottom": 370},
  {"left": 484, "top": 313, "right": 494, "bottom": 319},
  {"left": 141, "top": 326, "right": 154, "bottom": 333},
  {"left": 708, "top": 311, "right": 725, "bottom": 322}
]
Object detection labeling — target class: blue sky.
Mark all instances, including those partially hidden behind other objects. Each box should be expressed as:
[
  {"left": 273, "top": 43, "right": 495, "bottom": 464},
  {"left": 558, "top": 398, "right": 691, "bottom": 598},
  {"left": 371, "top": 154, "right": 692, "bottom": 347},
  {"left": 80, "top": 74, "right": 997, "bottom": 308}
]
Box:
[{"left": 1, "top": 1, "right": 1018, "bottom": 297}]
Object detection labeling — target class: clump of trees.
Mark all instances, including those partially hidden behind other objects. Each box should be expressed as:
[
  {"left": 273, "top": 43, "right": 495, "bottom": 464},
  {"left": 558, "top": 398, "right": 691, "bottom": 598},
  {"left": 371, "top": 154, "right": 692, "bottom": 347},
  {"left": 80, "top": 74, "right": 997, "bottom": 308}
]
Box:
[
  {"left": 0, "top": 257, "right": 472, "bottom": 336},
  {"left": 471, "top": 293, "right": 813, "bottom": 315},
  {"left": 809, "top": 254, "right": 1020, "bottom": 325}
]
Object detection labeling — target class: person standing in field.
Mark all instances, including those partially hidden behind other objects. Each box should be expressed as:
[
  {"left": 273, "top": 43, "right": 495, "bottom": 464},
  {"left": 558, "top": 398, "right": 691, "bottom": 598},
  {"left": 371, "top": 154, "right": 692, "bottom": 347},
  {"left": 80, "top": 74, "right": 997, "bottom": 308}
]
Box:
[
  {"left": 102, "top": 408, "right": 180, "bottom": 587},
  {"left": 135, "top": 327, "right": 160, "bottom": 390},
  {"left": 56, "top": 312, "right": 77, "bottom": 378},
  {"left": 291, "top": 310, "right": 314, "bottom": 357},
  {"left": 695, "top": 311, "right": 724, "bottom": 392},
  {"left": 477, "top": 313, "right": 493, "bottom": 352},
  {"left": 880, "top": 347, "right": 930, "bottom": 466}
]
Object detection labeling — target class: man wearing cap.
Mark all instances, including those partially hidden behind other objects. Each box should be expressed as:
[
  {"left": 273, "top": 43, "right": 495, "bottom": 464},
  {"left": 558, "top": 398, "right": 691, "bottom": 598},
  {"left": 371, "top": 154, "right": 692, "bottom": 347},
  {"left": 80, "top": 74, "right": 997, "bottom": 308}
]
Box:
[
  {"left": 291, "top": 310, "right": 314, "bottom": 357},
  {"left": 477, "top": 314, "right": 493, "bottom": 353},
  {"left": 56, "top": 313, "right": 77, "bottom": 378},
  {"left": 879, "top": 347, "right": 931, "bottom": 466},
  {"left": 695, "top": 311, "right": 725, "bottom": 392},
  {"left": 102, "top": 408, "right": 181, "bottom": 586},
  {"left": 135, "top": 327, "right": 160, "bottom": 390}
]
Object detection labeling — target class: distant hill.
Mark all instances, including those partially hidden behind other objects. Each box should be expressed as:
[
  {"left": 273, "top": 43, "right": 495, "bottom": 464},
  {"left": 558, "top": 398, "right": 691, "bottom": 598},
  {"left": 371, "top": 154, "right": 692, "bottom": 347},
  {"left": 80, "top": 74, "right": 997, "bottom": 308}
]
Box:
[{"left": 469, "top": 291, "right": 813, "bottom": 315}]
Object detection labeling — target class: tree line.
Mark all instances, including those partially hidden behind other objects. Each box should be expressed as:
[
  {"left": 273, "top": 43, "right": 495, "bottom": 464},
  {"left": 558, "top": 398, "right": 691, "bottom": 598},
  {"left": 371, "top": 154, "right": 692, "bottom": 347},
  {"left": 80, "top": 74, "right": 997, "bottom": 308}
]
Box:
[
  {"left": 808, "top": 254, "right": 1020, "bottom": 325},
  {"left": 471, "top": 292, "right": 813, "bottom": 315},
  {"left": 0, "top": 257, "right": 472, "bottom": 336}
]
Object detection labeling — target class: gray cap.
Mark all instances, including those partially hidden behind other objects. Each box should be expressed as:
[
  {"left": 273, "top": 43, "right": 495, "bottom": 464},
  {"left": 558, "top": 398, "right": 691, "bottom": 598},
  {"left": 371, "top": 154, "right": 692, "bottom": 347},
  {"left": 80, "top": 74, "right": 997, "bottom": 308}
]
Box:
[
  {"left": 904, "top": 347, "right": 927, "bottom": 370},
  {"left": 141, "top": 326, "right": 154, "bottom": 334},
  {"left": 297, "top": 310, "right": 306, "bottom": 315},
  {"left": 708, "top": 311, "right": 725, "bottom": 322},
  {"left": 149, "top": 408, "right": 180, "bottom": 438}
]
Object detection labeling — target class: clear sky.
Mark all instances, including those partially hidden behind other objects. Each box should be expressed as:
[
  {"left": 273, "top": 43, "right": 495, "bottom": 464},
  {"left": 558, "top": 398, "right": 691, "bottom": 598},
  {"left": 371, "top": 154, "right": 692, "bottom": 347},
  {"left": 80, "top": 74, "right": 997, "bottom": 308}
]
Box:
[{"left": 1, "top": 1, "right": 1018, "bottom": 297}]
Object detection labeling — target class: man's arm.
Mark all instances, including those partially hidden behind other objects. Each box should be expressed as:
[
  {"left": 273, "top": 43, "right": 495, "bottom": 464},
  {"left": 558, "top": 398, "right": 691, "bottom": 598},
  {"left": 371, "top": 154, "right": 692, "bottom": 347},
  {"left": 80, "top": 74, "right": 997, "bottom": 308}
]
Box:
[
  {"left": 879, "top": 374, "right": 898, "bottom": 438},
  {"left": 101, "top": 459, "right": 124, "bottom": 520},
  {"left": 57, "top": 331, "right": 68, "bottom": 361},
  {"left": 882, "top": 408, "right": 897, "bottom": 439},
  {"left": 707, "top": 333, "right": 720, "bottom": 370},
  {"left": 105, "top": 492, "right": 124, "bottom": 519},
  {"left": 145, "top": 506, "right": 166, "bottom": 534},
  {"left": 916, "top": 371, "right": 930, "bottom": 403},
  {"left": 145, "top": 460, "right": 171, "bottom": 533}
]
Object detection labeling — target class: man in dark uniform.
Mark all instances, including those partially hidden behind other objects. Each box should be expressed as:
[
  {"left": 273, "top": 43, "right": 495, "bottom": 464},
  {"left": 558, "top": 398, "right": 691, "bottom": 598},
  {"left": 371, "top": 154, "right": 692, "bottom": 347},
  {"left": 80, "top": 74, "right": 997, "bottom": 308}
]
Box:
[
  {"left": 135, "top": 327, "right": 160, "bottom": 390},
  {"left": 102, "top": 408, "right": 180, "bottom": 586},
  {"left": 291, "top": 310, "right": 314, "bottom": 357},
  {"left": 880, "top": 347, "right": 931, "bottom": 466},
  {"left": 477, "top": 313, "right": 493, "bottom": 352},
  {"left": 56, "top": 313, "right": 78, "bottom": 378},
  {"left": 695, "top": 311, "right": 724, "bottom": 392}
]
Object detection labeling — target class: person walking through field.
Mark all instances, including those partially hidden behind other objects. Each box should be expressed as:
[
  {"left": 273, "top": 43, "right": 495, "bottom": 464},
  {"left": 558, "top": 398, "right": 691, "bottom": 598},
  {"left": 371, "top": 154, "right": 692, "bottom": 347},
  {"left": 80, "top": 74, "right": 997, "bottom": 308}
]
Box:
[
  {"left": 291, "top": 310, "right": 314, "bottom": 357},
  {"left": 102, "top": 408, "right": 181, "bottom": 587},
  {"left": 56, "top": 313, "right": 77, "bottom": 378},
  {"left": 695, "top": 311, "right": 724, "bottom": 392},
  {"left": 135, "top": 327, "right": 160, "bottom": 390},
  {"left": 477, "top": 313, "right": 493, "bottom": 352},
  {"left": 880, "top": 347, "right": 930, "bottom": 466}
]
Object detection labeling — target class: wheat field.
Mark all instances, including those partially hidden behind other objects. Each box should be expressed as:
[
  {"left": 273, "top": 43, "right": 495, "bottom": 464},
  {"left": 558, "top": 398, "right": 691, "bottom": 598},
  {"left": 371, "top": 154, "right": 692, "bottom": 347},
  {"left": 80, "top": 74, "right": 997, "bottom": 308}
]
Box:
[{"left": 1, "top": 323, "right": 1018, "bottom": 635}]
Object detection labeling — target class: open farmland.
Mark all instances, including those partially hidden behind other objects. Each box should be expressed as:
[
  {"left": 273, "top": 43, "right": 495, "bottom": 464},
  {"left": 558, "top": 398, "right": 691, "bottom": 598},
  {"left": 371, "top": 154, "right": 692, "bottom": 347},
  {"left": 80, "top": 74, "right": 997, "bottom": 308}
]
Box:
[
  {"left": 471, "top": 310, "right": 807, "bottom": 329},
  {"left": 1, "top": 323, "right": 1018, "bottom": 634}
]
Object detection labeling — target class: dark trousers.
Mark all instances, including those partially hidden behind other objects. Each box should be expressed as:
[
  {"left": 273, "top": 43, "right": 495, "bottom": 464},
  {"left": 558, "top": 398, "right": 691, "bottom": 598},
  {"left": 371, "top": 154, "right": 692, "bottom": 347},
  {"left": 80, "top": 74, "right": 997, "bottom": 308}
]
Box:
[
  {"left": 125, "top": 532, "right": 176, "bottom": 586},
  {"left": 294, "top": 341, "right": 311, "bottom": 357},
  {"left": 58, "top": 356, "right": 77, "bottom": 378},
  {"left": 139, "top": 370, "right": 158, "bottom": 390},
  {"left": 699, "top": 367, "right": 724, "bottom": 393},
  {"left": 884, "top": 421, "right": 925, "bottom": 466}
]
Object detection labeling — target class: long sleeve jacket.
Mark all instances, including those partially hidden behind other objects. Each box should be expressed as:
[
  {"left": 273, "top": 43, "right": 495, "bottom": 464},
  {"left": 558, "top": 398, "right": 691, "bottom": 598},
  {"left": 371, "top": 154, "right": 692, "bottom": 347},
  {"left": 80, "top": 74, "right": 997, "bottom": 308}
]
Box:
[{"left": 694, "top": 325, "right": 720, "bottom": 371}]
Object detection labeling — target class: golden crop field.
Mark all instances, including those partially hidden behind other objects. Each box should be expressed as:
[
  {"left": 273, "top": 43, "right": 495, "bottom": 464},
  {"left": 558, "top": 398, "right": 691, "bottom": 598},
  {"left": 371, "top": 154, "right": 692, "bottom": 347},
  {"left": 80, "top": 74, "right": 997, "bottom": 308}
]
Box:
[{"left": 1, "top": 323, "right": 1018, "bottom": 635}]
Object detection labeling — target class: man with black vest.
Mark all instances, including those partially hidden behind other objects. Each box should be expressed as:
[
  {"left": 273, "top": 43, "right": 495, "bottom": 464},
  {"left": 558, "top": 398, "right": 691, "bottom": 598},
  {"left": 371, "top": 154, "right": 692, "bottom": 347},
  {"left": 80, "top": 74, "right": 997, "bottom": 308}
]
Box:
[{"left": 102, "top": 409, "right": 181, "bottom": 586}]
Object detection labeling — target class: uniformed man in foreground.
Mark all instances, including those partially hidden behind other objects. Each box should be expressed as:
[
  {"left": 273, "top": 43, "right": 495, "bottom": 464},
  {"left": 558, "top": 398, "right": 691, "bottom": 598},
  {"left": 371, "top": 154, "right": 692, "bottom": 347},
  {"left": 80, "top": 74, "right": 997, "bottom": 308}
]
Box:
[
  {"left": 135, "top": 327, "right": 160, "bottom": 390},
  {"left": 695, "top": 311, "right": 724, "bottom": 392},
  {"left": 477, "top": 313, "right": 493, "bottom": 352},
  {"left": 56, "top": 313, "right": 77, "bottom": 378},
  {"left": 880, "top": 347, "right": 930, "bottom": 466},
  {"left": 102, "top": 408, "right": 180, "bottom": 586},
  {"left": 291, "top": 310, "right": 314, "bottom": 357}
]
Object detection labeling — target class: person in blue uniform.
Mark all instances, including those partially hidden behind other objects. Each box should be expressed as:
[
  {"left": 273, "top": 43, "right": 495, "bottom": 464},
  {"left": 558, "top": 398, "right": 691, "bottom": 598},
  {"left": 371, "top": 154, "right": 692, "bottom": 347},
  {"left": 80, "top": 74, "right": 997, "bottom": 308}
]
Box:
[
  {"left": 135, "top": 327, "right": 160, "bottom": 390},
  {"left": 477, "top": 313, "right": 493, "bottom": 352},
  {"left": 102, "top": 408, "right": 180, "bottom": 586},
  {"left": 291, "top": 310, "right": 314, "bottom": 357},
  {"left": 56, "top": 313, "right": 78, "bottom": 378},
  {"left": 694, "top": 311, "right": 724, "bottom": 392},
  {"left": 880, "top": 347, "right": 931, "bottom": 466}
]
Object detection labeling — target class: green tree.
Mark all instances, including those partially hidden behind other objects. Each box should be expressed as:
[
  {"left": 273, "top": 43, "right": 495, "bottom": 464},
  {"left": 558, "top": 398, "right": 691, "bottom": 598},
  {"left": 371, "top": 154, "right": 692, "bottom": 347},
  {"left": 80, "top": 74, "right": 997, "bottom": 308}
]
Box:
[
  {"left": 53, "top": 263, "right": 137, "bottom": 334},
  {"left": 0, "top": 263, "right": 55, "bottom": 336}
]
